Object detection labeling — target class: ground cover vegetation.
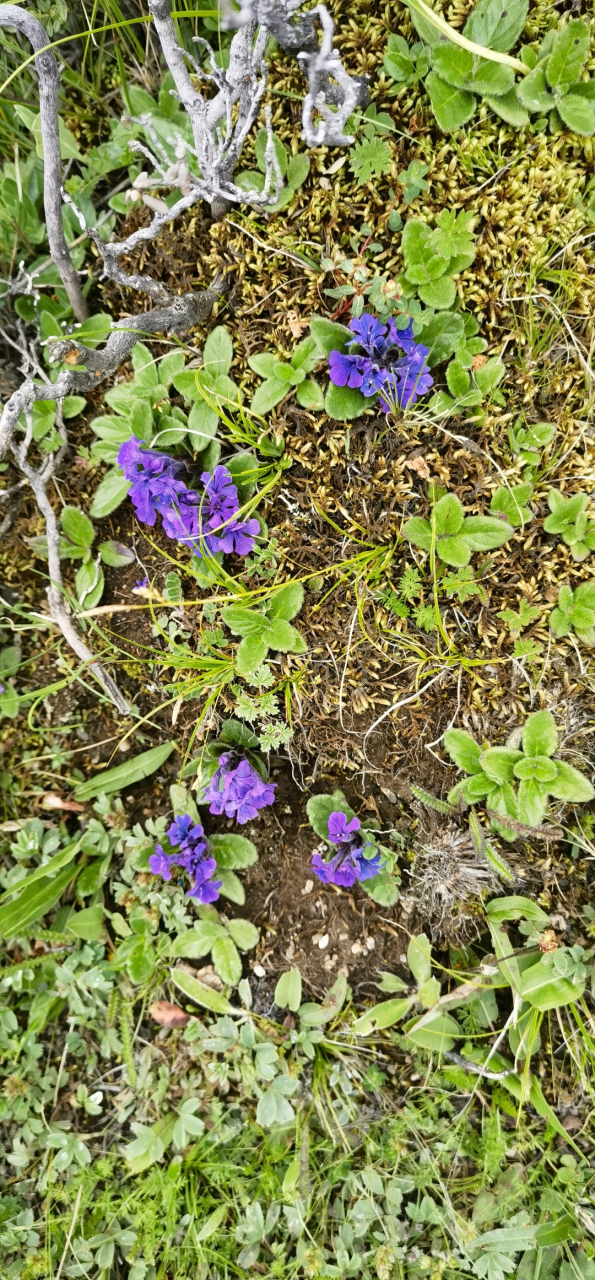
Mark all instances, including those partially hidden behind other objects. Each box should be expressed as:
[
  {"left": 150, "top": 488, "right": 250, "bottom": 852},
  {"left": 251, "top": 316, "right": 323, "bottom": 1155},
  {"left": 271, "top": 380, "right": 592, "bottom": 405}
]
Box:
[{"left": 0, "top": 0, "right": 595, "bottom": 1274}]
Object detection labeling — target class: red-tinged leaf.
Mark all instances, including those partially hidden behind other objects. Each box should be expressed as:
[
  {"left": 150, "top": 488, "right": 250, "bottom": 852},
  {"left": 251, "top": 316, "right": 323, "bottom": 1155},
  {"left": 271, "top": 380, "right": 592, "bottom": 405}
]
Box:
[{"left": 148, "top": 1001, "right": 191, "bottom": 1028}]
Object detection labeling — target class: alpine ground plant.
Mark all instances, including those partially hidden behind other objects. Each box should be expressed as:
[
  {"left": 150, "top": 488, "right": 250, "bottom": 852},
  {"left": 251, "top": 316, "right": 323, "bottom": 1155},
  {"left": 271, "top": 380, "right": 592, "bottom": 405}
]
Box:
[
  {"left": 306, "top": 789, "right": 401, "bottom": 905},
  {"left": 444, "top": 709, "right": 594, "bottom": 838},
  {"left": 190, "top": 717, "right": 277, "bottom": 823},
  {"left": 403, "top": 490, "right": 515, "bottom": 568}
]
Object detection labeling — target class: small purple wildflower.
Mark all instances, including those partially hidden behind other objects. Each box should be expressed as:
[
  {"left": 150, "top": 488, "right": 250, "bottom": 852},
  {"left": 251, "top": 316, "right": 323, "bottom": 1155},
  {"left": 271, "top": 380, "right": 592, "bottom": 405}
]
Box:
[
  {"left": 0, "top": 684, "right": 5, "bottom": 695},
  {"left": 203, "top": 751, "right": 276, "bottom": 824},
  {"left": 135, "top": 576, "right": 149, "bottom": 589},
  {"left": 328, "top": 313, "right": 433, "bottom": 412},
  {"left": 161, "top": 491, "right": 221, "bottom": 555},
  {"left": 149, "top": 812, "right": 221, "bottom": 903},
  {"left": 216, "top": 516, "right": 260, "bottom": 557},
  {"left": 202, "top": 466, "right": 240, "bottom": 530},
  {"left": 118, "top": 436, "right": 187, "bottom": 526},
  {"left": 311, "top": 809, "right": 385, "bottom": 888}
]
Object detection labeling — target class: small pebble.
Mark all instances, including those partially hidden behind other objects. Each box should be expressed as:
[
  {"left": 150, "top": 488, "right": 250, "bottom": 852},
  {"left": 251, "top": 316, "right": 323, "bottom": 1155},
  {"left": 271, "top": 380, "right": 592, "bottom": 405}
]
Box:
[
  {"left": 302, "top": 880, "right": 314, "bottom": 895},
  {"left": 253, "top": 964, "right": 266, "bottom": 977},
  {"left": 318, "top": 934, "right": 329, "bottom": 950}
]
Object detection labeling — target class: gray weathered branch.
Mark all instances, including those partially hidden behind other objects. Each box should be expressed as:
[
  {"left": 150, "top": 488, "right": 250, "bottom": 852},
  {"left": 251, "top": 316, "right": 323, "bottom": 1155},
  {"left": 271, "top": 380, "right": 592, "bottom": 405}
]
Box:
[{"left": 0, "top": 5, "right": 89, "bottom": 321}]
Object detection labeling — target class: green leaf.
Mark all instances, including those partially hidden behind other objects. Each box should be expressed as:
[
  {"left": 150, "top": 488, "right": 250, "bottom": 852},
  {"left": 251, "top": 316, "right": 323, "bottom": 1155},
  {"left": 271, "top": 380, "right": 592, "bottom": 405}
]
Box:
[
  {"left": 0, "top": 865, "right": 78, "bottom": 940},
  {"left": 275, "top": 968, "right": 303, "bottom": 1012},
  {"left": 306, "top": 790, "right": 355, "bottom": 842},
  {"left": 227, "top": 918, "right": 259, "bottom": 950},
  {"left": 255, "top": 128, "right": 287, "bottom": 176},
  {"left": 309, "top": 315, "right": 352, "bottom": 358},
  {"left": 407, "top": 933, "right": 432, "bottom": 985},
  {"left": 549, "top": 760, "right": 594, "bottom": 803},
  {"left": 435, "top": 494, "right": 464, "bottom": 537},
  {"left": 517, "top": 64, "right": 556, "bottom": 112},
  {"left": 296, "top": 378, "right": 325, "bottom": 410},
  {"left": 546, "top": 20, "right": 589, "bottom": 92},
  {"left": 61, "top": 506, "right": 95, "bottom": 550},
  {"left": 522, "top": 710, "right": 557, "bottom": 758},
  {"left": 353, "top": 997, "right": 412, "bottom": 1035},
  {"left": 480, "top": 747, "right": 524, "bottom": 783},
  {"left": 444, "top": 727, "right": 483, "bottom": 773},
  {"left": 426, "top": 72, "right": 477, "bottom": 132},
  {"left": 99, "top": 539, "right": 135, "bottom": 568},
  {"left": 212, "top": 935, "right": 242, "bottom": 985},
  {"left": 248, "top": 352, "right": 277, "bottom": 378},
  {"left": 517, "top": 778, "right": 548, "bottom": 827},
  {"left": 217, "top": 869, "right": 246, "bottom": 904},
  {"left": 462, "top": 515, "right": 513, "bottom": 551},
  {"left": 203, "top": 326, "right": 233, "bottom": 379},
  {"left": 196, "top": 1206, "right": 228, "bottom": 1242},
  {"left": 436, "top": 535, "right": 470, "bottom": 567},
  {"left": 362, "top": 868, "right": 400, "bottom": 905},
  {"left": 286, "top": 152, "right": 310, "bottom": 188},
  {"left": 556, "top": 93, "right": 595, "bottom": 136},
  {"left": 474, "top": 356, "right": 505, "bottom": 395},
  {"left": 402, "top": 516, "right": 432, "bottom": 552},
  {"left": 417, "top": 311, "right": 465, "bottom": 367},
  {"left": 65, "top": 905, "right": 105, "bottom": 941},
  {"left": 417, "top": 275, "right": 457, "bottom": 309},
  {"left": 350, "top": 137, "right": 392, "bottom": 184},
  {"left": 74, "top": 742, "right": 175, "bottom": 800},
  {"left": 171, "top": 924, "right": 226, "bottom": 958},
  {"left": 262, "top": 618, "right": 306, "bottom": 653},
  {"left": 187, "top": 398, "right": 219, "bottom": 446},
  {"left": 0, "top": 837, "right": 82, "bottom": 906},
  {"left": 75, "top": 561, "right": 105, "bottom": 610},
  {"left": 430, "top": 42, "right": 474, "bottom": 89},
  {"left": 485, "top": 895, "right": 550, "bottom": 924},
  {"left": 447, "top": 361, "right": 471, "bottom": 399},
  {"left": 519, "top": 958, "right": 585, "bottom": 1011},
  {"left": 219, "top": 718, "right": 260, "bottom": 749},
  {"left": 490, "top": 483, "right": 533, "bottom": 527},
  {"left": 267, "top": 582, "right": 304, "bottom": 621},
  {"left": 235, "top": 635, "right": 269, "bottom": 676},
  {"left": 250, "top": 378, "right": 288, "bottom": 415},
  {"left": 484, "top": 87, "right": 530, "bottom": 127},
  {"left": 171, "top": 967, "right": 234, "bottom": 1014},
  {"left": 463, "top": 0, "right": 528, "bottom": 52},
  {"left": 207, "top": 833, "right": 258, "bottom": 869},
  {"left": 62, "top": 395, "right": 87, "bottom": 418},
  {"left": 89, "top": 469, "right": 131, "bottom": 518},
  {"left": 471, "top": 60, "right": 515, "bottom": 96},
  {"left": 406, "top": 1011, "right": 460, "bottom": 1052},
  {"left": 222, "top": 606, "right": 268, "bottom": 638},
  {"left": 325, "top": 382, "right": 371, "bottom": 420}
]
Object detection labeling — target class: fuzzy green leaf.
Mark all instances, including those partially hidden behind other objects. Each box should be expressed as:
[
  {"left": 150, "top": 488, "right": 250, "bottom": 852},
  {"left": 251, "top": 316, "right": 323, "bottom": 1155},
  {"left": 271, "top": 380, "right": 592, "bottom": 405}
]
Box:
[
  {"left": 517, "top": 64, "right": 556, "bottom": 112},
  {"left": 171, "top": 967, "right": 234, "bottom": 1014},
  {"left": 556, "top": 93, "right": 595, "bottom": 136},
  {"left": 208, "top": 833, "right": 258, "bottom": 870},
  {"left": 484, "top": 87, "right": 530, "bottom": 127},
  {"left": 325, "top": 382, "right": 371, "bottom": 420},
  {"left": 546, "top": 20, "right": 589, "bottom": 92},
  {"left": 417, "top": 275, "right": 457, "bottom": 309},
  {"left": 522, "top": 710, "right": 557, "bottom": 758},
  {"left": 275, "top": 968, "right": 303, "bottom": 1012},
  {"left": 444, "top": 728, "right": 483, "bottom": 774},
  {"left": 309, "top": 315, "right": 352, "bottom": 358},
  {"left": 89, "top": 469, "right": 131, "bottom": 518},
  {"left": 426, "top": 72, "right": 477, "bottom": 132}
]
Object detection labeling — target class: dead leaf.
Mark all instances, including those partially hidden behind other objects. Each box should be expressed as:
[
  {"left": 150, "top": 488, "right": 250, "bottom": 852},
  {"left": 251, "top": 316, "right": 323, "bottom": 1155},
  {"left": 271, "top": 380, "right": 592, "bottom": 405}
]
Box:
[
  {"left": 472, "top": 354, "right": 488, "bottom": 370},
  {"left": 41, "top": 792, "right": 85, "bottom": 812},
  {"left": 404, "top": 456, "right": 430, "bottom": 480},
  {"left": 149, "top": 1001, "right": 191, "bottom": 1028},
  {"left": 194, "top": 965, "right": 224, "bottom": 991},
  {"left": 287, "top": 310, "right": 305, "bottom": 340}
]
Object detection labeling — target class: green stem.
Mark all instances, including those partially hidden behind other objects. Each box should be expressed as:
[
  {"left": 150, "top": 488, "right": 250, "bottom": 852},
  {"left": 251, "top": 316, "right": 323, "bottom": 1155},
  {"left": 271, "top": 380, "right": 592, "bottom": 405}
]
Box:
[{"left": 404, "top": 0, "right": 529, "bottom": 74}]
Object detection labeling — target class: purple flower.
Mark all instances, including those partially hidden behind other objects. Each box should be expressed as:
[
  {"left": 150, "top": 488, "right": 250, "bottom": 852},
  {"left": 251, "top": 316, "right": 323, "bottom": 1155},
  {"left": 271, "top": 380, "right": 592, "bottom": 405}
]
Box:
[
  {"left": 203, "top": 751, "right": 276, "bottom": 824},
  {"left": 202, "top": 466, "right": 239, "bottom": 530},
  {"left": 161, "top": 492, "right": 220, "bottom": 555},
  {"left": 327, "top": 812, "right": 362, "bottom": 844},
  {"left": 328, "top": 313, "right": 432, "bottom": 412},
  {"left": 135, "top": 576, "right": 149, "bottom": 589},
  {"left": 149, "top": 812, "right": 221, "bottom": 902},
  {"left": 118, "top": 436, "right": 187, "bottom": 526},
  {"left": 328, "top": 350, "right": 372, "bottom": 390},
  {"left": 311, "top": 809, "right": 385, "bottom": 888},
  {"left": 216, "top": 516, "right": 260, "bottom": 557}
]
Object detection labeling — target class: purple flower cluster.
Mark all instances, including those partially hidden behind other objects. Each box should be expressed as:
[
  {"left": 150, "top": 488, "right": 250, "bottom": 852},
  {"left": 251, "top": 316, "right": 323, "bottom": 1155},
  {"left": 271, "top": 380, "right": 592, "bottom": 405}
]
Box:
[
  {"left": 149, "top": 813, "right": 222, "bottom": 904},
  {"left": 311, "top": 811, "right": 385, "bottom": 888},
  {"left": 117, "top": 436, "right": 259, "bottom": 558},
  {"left": 329, "top": 314, "right": 433, "bottom": 412},
  {"left": 203, "top": 751, "right": 277, "bottom": 824}
]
